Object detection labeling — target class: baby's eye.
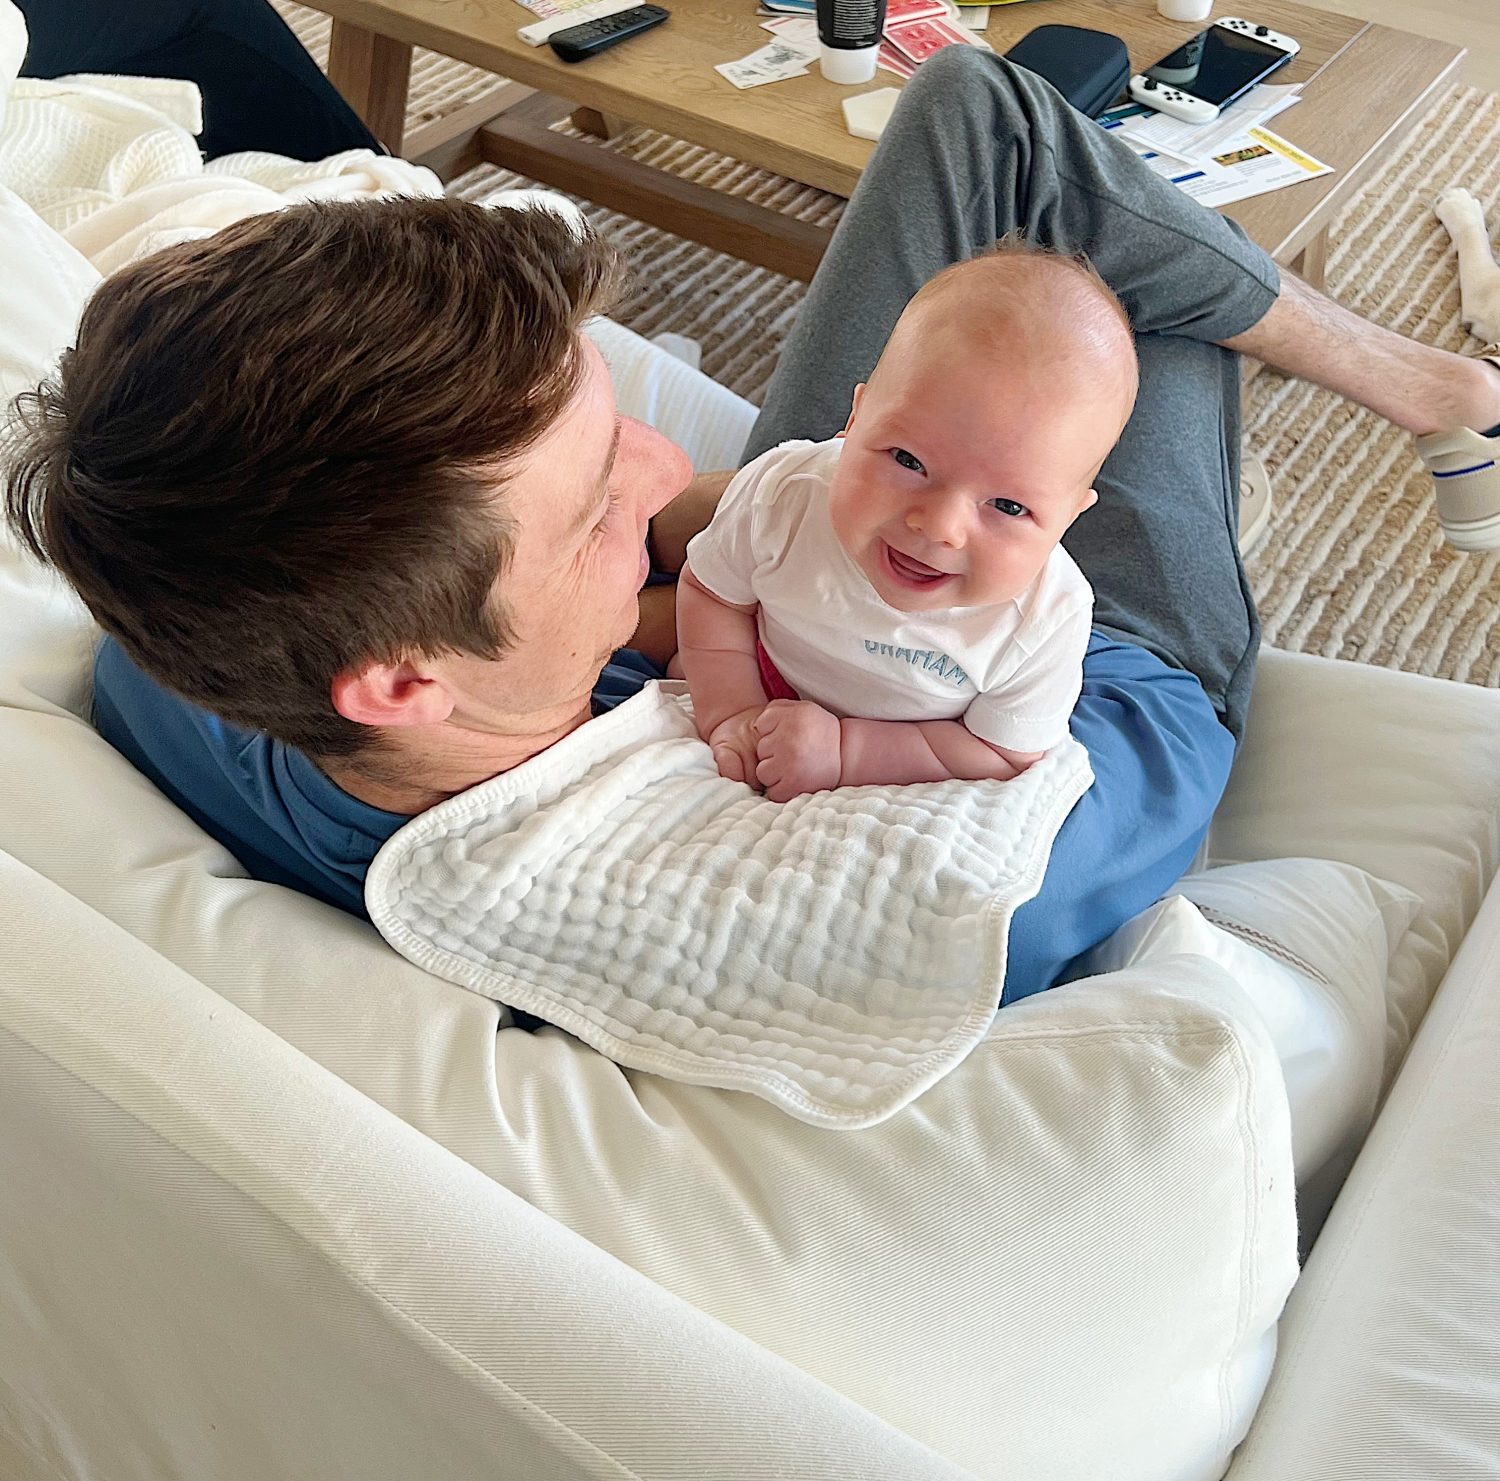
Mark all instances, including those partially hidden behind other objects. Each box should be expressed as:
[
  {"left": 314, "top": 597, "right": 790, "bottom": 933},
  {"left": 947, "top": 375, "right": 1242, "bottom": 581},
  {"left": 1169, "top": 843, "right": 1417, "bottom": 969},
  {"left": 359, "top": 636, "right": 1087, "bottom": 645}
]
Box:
[
  {"left": 889, "top": 447, "right": 925, "bottom": 474},
  {"left": 987, "top": 497, "right": 1028, "bottom": 518}
]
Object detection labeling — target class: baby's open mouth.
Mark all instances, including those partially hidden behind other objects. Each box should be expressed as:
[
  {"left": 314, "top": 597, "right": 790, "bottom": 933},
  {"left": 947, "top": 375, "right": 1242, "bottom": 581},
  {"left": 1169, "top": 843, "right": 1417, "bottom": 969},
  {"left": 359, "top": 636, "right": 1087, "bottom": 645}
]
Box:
[{"left": 882, "top": 542, "right": 952, "bottom": 588}]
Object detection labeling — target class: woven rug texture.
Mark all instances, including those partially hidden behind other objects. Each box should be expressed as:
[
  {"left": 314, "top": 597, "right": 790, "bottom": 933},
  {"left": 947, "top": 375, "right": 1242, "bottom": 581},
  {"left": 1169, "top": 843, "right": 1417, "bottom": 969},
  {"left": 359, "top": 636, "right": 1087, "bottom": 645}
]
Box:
[{"left": 277, "top": 3, "right": 1499, "bottom": 687}]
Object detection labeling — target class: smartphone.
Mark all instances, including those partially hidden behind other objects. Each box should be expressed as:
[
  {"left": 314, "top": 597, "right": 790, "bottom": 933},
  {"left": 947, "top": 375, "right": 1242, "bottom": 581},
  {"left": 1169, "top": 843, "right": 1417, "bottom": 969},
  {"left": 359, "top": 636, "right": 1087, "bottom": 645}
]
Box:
[{"left": 1141, "top": 19, "right": 1298, "bottom": 110}]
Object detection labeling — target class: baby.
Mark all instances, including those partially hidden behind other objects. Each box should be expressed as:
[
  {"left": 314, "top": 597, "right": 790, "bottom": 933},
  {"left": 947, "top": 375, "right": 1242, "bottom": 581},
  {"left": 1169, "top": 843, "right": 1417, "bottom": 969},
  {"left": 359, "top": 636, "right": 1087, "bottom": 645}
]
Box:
[{"left": 677, "top": 244, "right": 1139, "bottom": 802}]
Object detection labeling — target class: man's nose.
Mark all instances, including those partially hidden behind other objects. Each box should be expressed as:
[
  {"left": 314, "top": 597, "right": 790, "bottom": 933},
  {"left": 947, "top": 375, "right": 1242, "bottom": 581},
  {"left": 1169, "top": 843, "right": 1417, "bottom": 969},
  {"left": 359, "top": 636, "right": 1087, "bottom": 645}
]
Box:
[
  {"left": 623, "top": 418, "right": 692, "bottom": 521},
  {"left": 906, "top": 491, "right": 969, "bottom": 548}
]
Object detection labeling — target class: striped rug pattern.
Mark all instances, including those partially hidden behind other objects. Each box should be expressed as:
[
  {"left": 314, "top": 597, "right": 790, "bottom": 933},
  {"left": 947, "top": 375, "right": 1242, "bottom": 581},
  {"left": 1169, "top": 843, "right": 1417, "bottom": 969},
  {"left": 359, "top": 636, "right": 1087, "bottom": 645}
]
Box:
[{"left": 278, "top": 3, "right": 1499, "bottom": 686}]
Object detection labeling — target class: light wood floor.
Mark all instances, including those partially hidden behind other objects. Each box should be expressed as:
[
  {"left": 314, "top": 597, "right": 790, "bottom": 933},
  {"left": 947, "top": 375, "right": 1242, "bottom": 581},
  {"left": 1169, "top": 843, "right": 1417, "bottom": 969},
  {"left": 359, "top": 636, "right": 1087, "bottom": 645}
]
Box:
[{"left": 1298, "top": 0, "right": 1500, "bottom": 93}]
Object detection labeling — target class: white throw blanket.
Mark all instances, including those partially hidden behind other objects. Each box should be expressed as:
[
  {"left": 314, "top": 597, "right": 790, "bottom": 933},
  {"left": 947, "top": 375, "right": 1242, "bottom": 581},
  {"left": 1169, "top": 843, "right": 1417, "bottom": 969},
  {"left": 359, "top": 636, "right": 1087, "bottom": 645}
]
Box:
[
  {"left": 0, "top": 68, "right": 442, "bottom": 276},
  {"left": 367, "top": 682, "right": 1094, "bottom": 1128},
  {"left": 0, "top": 6, "right": 443, "bottom": 280}
]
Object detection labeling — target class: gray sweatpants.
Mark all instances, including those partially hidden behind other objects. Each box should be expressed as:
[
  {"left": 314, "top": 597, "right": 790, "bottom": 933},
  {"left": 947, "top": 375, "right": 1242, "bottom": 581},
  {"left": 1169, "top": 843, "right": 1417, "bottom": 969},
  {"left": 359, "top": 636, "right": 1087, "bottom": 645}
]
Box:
[{"left": 745, "top": 48, "right": 1281, "bottom": 740}]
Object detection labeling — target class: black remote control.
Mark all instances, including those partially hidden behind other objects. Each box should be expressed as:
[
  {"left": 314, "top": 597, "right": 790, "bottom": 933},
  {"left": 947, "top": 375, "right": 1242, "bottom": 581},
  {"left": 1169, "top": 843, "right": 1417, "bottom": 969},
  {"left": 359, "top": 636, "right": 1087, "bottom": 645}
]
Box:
[{"left": 549, "top": 5, "right": 669, "bottom": 62}]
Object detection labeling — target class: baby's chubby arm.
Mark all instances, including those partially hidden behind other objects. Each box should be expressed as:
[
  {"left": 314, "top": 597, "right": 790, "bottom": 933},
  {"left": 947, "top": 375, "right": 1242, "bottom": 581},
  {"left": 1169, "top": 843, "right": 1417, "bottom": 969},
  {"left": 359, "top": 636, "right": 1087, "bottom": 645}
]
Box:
[
  {"left": 755, "top": 706, "right": 1041, "bottom": 801},
  {"left": 676, "top": 563, "right": 770, "bottom": 784},
  {"left": 840, "top": 719, "right": 1043, "bottom": 785}
]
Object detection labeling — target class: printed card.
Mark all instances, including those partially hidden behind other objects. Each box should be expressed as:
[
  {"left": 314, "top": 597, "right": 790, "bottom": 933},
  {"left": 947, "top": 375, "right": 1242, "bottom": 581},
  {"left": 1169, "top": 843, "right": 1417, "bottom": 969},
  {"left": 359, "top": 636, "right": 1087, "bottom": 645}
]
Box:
[
  {"left": 878, "top": 42, "right": 917, "bottom": 77},
  {"left": 716, "top": 40, "right": 811, "bottom": 87},
  {"left": 885, "top": 0, "right": 950, "bottom": 22},
  {"left": 759, "top": 15, "right": 820, "bottom": 51},
  {"left": 885, "top": 15, "right": 973, "bottom": 64}
]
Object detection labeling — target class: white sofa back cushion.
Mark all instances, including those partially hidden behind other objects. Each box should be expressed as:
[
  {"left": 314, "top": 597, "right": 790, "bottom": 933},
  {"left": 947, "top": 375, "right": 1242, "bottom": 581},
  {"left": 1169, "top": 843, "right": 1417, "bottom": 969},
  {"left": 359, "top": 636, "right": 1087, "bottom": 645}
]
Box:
[
  {"left": 1226, "top": 879, "right": 1500, "bottom": 1481},
  {"left": 1081, "top": 864, "right": 1418, "bottom": 1239}
]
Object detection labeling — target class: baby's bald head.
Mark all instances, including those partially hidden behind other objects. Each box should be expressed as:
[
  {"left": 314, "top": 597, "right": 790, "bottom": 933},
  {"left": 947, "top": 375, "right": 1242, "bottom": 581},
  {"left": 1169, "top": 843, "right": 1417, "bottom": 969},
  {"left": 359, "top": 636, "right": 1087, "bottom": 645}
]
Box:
[{"left": 866, "top": 242, "right": 1139, "bottom": 465}]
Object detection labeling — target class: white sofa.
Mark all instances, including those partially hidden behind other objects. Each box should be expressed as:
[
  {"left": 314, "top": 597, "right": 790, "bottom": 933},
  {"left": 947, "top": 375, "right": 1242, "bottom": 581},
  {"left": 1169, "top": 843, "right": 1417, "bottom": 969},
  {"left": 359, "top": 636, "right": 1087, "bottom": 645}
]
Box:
[{"left": 3, "top": 37, "right": 1499, "bottom": 1481}]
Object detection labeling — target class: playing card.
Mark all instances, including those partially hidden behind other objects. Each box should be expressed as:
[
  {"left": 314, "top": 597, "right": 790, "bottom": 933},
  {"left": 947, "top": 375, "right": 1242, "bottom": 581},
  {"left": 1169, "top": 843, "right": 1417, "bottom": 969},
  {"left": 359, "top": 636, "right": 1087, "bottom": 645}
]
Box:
[
  {"left": 716, "top": 41, "right": 811, "bottom": 87},
  {"left": 878, "top": 42, "right": 917, "bottom": 77},
  {"left": 885, "top": 15, "right": 973, "bottom": 64},
  {"left": 759, "top": 15, "right": 820, "bottom": 53},
  {"left": 885, "top": 0, "right": 949, "bottom": 22}
]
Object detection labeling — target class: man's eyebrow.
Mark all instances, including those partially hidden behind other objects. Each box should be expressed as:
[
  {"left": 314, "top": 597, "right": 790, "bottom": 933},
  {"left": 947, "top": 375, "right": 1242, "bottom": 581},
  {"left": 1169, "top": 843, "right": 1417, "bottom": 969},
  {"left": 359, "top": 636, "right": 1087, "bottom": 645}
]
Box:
[{"left": 568, "top": 418, "right": 622, "bottom": 540}]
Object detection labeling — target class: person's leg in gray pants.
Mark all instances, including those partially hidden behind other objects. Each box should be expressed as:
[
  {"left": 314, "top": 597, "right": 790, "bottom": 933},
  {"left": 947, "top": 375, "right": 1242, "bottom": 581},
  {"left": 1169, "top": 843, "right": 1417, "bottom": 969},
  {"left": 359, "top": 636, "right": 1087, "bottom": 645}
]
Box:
[{"left": 746, "top": 47, "right": 1280, "bottom": 741}]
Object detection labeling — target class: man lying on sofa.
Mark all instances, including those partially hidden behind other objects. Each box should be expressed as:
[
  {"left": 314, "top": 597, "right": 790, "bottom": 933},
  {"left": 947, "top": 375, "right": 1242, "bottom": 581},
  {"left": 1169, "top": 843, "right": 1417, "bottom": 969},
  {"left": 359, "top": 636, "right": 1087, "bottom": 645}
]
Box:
[{"left": 7, "top": 48, "right": 1499, "bottom": 1003}]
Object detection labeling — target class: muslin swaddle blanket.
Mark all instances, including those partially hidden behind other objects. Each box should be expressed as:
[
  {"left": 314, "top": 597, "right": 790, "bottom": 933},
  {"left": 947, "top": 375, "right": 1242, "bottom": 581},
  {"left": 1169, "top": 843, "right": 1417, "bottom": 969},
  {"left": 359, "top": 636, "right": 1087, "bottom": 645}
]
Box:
[{"left": 367, "top": 681, "right": 1093, "bottom": 1128}]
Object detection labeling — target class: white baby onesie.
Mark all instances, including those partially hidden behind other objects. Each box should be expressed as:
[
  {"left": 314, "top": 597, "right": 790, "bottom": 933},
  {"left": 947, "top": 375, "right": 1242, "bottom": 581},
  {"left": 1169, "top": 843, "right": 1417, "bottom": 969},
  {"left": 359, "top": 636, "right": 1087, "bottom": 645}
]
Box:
[{"left": 685, "top": 438, "right": 1094, "bottom": 754}]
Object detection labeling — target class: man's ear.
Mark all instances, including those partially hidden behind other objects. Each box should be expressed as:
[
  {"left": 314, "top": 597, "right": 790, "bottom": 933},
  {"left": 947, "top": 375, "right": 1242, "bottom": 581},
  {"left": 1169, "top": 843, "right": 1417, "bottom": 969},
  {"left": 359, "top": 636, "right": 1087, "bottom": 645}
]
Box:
[
  {"left": 330, "top": 659, "right": 456, "bottom": 729},
  {"left": 1080, "top": 487, "right": 1100, "bottom": 514},
  {"left": 839, "top": 382, "right": 867, "bottom": 438}
]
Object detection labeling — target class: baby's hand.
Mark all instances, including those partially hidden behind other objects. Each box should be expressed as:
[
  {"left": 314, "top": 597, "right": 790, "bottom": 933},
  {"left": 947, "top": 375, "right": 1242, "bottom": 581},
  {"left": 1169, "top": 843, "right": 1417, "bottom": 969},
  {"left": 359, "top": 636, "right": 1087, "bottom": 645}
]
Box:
[
  {"left": 707, "top": 706, "right": 765, "bottom": 787},
  {"left": 754, "top": 699, "right": 842, "bottom": 803}
]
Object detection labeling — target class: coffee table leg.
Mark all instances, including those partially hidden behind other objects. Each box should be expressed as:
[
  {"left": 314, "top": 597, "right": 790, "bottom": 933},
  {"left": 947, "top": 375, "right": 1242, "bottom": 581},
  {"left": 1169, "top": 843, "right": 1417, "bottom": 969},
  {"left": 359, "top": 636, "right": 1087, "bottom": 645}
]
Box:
[
  {"left": 571, "top": 108, "right": 631, "bottom": 140},
  {"left": 1291, "top": 225, "right": 1331, "bottom": 291},
  {"left": 327, "top": 19, "right": 413, "bottom": 155}
]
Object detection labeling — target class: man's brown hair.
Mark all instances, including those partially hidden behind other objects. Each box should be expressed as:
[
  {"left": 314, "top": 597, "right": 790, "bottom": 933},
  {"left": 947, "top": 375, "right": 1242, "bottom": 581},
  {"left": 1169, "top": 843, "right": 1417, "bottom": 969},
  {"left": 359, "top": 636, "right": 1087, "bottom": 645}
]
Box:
[{"left": 3, "top": 196, "right": 623, "bottom": 759}]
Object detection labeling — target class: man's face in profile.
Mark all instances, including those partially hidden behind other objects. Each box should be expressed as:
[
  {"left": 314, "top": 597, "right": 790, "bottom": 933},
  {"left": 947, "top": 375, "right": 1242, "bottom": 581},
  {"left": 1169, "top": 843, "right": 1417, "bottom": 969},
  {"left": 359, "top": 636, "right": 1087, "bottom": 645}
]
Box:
[{"left": 437, "top": 337, "right": 693, "bottom": 726}]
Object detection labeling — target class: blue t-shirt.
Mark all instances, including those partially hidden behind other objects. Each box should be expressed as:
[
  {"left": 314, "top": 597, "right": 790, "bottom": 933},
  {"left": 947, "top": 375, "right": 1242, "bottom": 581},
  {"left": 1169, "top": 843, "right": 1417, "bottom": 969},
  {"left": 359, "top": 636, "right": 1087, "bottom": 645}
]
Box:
[
  {"left": 91, "top": 631, "right": 1233, "bottom": 1000},
  {"left": 92, "top": 640, "right": 663, "bottom": 916}
]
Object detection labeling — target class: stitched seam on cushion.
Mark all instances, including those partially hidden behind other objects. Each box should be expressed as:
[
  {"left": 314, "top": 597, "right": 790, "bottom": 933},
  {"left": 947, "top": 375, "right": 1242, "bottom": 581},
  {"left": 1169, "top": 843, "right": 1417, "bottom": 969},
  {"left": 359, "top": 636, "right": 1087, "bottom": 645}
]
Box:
[
  {"left": 1220, "top": 1020, "right": 1260, "bottom": 1460},
  {"left": 1197, "top": 907, "right": 1333, "bottom": 988}
]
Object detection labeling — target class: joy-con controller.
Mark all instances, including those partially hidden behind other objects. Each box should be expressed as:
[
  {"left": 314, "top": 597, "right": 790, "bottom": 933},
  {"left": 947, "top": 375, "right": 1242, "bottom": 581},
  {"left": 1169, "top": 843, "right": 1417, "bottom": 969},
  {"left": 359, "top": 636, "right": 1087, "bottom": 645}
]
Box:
[
  {"left": 1215, "top": 15, "right": 1300, "bottom": 53},
  {"left": 1126, "top": 75, "right": 1221, "bottom": 123}
]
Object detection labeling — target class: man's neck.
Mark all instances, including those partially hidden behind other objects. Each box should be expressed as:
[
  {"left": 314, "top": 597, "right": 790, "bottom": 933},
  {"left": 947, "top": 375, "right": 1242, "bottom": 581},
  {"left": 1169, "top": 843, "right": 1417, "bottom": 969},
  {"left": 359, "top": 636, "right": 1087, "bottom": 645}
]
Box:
[{"left": 322, "top": 698, "right": 593, "bottom": 815}]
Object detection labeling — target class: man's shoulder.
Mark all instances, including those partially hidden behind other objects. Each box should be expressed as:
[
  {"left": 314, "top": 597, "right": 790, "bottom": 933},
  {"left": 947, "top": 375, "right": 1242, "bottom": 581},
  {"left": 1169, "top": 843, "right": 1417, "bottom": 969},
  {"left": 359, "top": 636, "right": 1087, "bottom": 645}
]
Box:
[{"left": 91, "top": 638, "right": 400, "bottom": 915}]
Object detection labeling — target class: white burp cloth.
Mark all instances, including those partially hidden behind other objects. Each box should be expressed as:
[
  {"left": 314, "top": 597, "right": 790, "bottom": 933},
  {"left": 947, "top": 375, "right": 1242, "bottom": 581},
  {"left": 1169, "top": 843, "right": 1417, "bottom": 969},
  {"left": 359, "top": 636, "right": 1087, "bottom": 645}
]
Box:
[{"left": 367, "top": 681, "right": 1093, "bottom": 1128}]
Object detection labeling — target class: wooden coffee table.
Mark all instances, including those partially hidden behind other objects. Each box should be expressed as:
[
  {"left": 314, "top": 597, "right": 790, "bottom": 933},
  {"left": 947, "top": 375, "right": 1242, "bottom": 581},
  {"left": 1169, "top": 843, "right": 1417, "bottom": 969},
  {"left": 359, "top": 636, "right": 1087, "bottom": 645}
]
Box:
[{"left": 305, "top": 0, "right": 1463, "bottom": 286}]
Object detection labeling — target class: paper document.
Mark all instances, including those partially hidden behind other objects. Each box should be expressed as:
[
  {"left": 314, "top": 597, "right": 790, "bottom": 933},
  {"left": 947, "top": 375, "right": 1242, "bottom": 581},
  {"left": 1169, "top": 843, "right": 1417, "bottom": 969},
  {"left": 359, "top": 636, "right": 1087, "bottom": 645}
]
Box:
[
  {"left": 717, "top": 37, "right": 817, "bottom": 87},
  {"left": 1103, "top": 83, "right": 1302, "bottom": 162},
  {"left": 1132, "top": 124, "right": 1332, "bottom": 209},
  {"left": 512, "top": 0, "right": 607, "bottom": 22}
]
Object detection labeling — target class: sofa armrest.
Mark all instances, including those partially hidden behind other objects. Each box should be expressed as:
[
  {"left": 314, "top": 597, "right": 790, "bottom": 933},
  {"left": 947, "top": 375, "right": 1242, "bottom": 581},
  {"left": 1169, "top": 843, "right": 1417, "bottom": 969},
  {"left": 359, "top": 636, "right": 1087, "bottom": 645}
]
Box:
[
  {"left": 0, "top": 851, "right": 974, "bottom": 1481},
  {"left": 1226, "top": 873, "right": 1500, "bottom": 1479}
]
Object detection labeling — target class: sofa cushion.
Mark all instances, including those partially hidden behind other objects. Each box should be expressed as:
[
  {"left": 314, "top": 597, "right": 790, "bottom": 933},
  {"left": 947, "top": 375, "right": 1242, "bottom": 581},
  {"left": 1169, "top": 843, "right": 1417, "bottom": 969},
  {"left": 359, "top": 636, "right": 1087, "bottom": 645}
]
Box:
[
  {"left": 1226, "top": 876, "right": 1500, "bottom": 1481},
  {"left": 0, "top": 851, "right": 980, "bottom": 1481},
  {"left": 1081, "top": 861, "right": 1420, "bottom": 1237},
  {"left": 1210, "top": 648, "right": 1500, "bottom": 1075}
]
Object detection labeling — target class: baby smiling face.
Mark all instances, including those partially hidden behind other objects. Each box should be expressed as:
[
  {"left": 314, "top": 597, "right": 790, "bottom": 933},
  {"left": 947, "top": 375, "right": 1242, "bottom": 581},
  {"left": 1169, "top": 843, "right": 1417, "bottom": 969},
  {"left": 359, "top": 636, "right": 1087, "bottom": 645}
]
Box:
[{"left": 828, "top": 248, "right": 1139, "bottom": 613}]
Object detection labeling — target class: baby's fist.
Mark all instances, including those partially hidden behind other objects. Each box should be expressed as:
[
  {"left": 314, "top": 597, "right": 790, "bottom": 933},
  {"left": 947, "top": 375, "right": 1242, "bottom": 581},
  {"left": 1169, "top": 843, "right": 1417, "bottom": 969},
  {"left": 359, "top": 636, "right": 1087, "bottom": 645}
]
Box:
[
  {"left": 707, "top": 706, "right": 764, "bottom": 787},
  {"left": 754, "top": 699, "right": 842, "bottom": 803}
]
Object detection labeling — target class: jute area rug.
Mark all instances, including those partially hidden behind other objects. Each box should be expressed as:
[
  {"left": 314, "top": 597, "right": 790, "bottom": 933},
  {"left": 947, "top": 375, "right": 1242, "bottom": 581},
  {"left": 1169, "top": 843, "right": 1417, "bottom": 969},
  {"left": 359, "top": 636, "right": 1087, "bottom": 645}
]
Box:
[{"left": 278, "top": 4, "right": 1499, "bottom": 687}]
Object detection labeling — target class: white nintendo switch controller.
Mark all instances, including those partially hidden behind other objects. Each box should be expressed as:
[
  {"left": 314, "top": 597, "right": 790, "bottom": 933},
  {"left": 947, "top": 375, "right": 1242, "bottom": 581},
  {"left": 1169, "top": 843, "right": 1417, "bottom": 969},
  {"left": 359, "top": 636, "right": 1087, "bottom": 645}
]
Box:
[
  {"left": 1127, "top": 17, "right": 1300, "bottom": 126},
  {"left": 1126, "top": 75, "right": 1219, "bottom": 124},
  {"left": 1217, "top": 15, "right": 1300, "bottom": 51}
]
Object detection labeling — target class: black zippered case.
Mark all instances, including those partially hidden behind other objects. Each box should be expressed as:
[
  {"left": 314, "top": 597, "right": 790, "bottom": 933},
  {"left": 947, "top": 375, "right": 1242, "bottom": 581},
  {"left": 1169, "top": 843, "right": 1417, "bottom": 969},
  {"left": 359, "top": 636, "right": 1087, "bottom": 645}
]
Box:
[{"left": 1002, "top": 24, "right": 1132, "bottom": 119}]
